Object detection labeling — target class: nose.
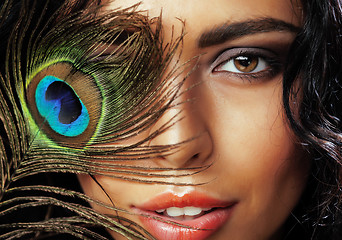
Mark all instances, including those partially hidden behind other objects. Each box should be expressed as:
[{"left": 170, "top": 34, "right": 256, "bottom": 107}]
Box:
[{"left": 148, "top": 82, "right": 213, "bottom": 168}]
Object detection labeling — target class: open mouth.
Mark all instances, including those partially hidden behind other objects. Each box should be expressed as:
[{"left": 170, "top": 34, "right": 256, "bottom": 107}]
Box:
[
  {"left": 133, "top": 192, "right": 237, "bottom": 240},
  {"left": 154, "top": 206, "right": 218, "bottom": 221}
]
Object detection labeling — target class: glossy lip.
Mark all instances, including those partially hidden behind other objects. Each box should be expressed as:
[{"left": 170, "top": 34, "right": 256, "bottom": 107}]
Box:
[{"left": 132, "top": 191, "right": 237, "bottom": 240}]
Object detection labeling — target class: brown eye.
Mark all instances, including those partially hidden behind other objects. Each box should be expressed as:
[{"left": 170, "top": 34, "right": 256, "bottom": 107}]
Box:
[
  {"left": 233, "top": 56, "right": 258, "bottom": 73},
  {"left": 214, "top": 54, "right": 268, "bottom": 74}
]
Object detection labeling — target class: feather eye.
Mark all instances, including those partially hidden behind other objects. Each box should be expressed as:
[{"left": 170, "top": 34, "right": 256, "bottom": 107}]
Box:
[
  {"left": 26, "top": 63, "right": 102, "bottom": 145},
  {"left": 36, "top": 76, "right": 89, "bottom": 137}
]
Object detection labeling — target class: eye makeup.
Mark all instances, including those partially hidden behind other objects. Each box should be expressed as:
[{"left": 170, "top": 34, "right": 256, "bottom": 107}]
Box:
[{"left": 210, "top": 47, "right": 285, "bottom": 83}]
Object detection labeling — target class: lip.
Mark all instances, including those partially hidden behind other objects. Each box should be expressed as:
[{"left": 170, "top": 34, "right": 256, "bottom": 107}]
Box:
[{"left": 132, "top": 191, "right": 236, "bottom": 240}]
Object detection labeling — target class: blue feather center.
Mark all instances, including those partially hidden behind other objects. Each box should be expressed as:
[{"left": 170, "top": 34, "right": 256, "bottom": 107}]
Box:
[{"left": 35, "top": 76, "right": 89, "bottom": 137}]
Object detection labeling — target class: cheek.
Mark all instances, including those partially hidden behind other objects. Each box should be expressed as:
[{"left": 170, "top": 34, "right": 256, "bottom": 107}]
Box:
[
  {"left": 239, "top": 141, "right": 309, "bottom": 203},
  {"left": 235, "top": 144, "right": 309, "bottom": 238},
  {"left": 230, "top": 86, "right": 307, "bottom": 196},
  {"left": 206, "top": 77, "right": 307, "bottom": 179},
  {"left": 77, "top": 174, "right": 149, "bottom": 210},
  {"left": 204, "top": 78, "right": 310, "bottom": 236},
  {"left": 76, "top": 174, "right": 124, "bottom": 212},
  {"left": 77, "top": 174, "right": 104, "bottom": 208},
  {"left": 222, "top": 115, "right": 309, "bottom": 238},
  {"left": 221, "top": 115, "right": 309, "bottom": 204}
]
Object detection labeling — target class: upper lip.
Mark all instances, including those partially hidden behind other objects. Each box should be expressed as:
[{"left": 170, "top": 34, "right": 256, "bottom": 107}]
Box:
[{"left": 134, "top": 191, "right": 235, "bottom": 211}]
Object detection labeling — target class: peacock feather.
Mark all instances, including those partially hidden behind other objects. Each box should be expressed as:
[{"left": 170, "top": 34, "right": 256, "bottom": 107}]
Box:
[{"left": 0, "top": 0, "right": 206, "bottom": 239}]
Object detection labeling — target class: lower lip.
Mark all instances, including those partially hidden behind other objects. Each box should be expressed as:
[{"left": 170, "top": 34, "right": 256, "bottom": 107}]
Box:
[{"left": 134, "top": 206, "right": 235, "bottom": 240}]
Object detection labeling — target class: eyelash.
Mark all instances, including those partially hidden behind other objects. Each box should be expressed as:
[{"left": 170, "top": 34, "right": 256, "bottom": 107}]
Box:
[{"left": 212, "top": 49, "right": 282, "bottom": 82}]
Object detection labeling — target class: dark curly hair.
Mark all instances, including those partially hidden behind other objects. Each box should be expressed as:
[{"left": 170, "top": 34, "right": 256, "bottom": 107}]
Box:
[{"left": 283, "top": 0, "right": 342, "bottom": 239}]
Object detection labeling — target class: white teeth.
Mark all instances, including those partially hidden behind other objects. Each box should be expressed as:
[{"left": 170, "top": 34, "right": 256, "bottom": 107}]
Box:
[
  {"left": 184, "top": 206, "right": 202, "bottom": 216},
  {"left": 157, "top": 207, "right": 211, "bottom": 217},
  {"left": 166, "top": 207, "right": 184, "bottom": 217}
]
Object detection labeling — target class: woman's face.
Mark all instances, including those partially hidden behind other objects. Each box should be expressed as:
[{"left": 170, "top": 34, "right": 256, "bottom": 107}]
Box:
[{"left": 78, "top": 0, "right": 310, "bottom": 239}]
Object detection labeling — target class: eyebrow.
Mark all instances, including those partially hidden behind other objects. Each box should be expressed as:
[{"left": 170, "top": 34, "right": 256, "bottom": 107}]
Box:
[{"left": 197, "top": 18, "right": 301, "bottom": 48}]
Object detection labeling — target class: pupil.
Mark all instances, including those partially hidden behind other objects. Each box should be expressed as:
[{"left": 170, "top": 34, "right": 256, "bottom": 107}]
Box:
[{"left": 237, "top": 56, "right": 252, "bottom": 67}]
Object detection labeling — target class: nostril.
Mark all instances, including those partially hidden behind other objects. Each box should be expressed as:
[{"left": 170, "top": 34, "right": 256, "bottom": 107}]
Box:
[{"left": 192, "top": 153, "right": 199, "bottom": 159}]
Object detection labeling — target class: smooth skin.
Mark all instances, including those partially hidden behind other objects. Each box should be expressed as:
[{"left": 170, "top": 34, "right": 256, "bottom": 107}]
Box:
[{"left": 78, "top": 0, "right": 310, "bottom": 239}]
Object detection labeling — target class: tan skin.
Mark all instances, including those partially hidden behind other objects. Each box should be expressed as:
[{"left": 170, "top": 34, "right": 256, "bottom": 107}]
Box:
[{"left": 78, "top": 0, "right": 310, "bottom": 239}]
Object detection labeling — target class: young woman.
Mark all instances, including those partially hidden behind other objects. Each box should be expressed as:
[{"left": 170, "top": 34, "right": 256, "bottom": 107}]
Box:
[{"left": 0, "top": 0, "right": 341, "bottom": 239}]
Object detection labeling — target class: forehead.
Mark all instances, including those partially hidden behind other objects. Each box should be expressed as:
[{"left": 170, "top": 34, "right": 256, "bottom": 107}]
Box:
[
  {"left": 103, "top": 0, "right": 302, "bottom": 60},
  {"left": 104, "top": 0, "right": 302, "bottom": 29}
]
